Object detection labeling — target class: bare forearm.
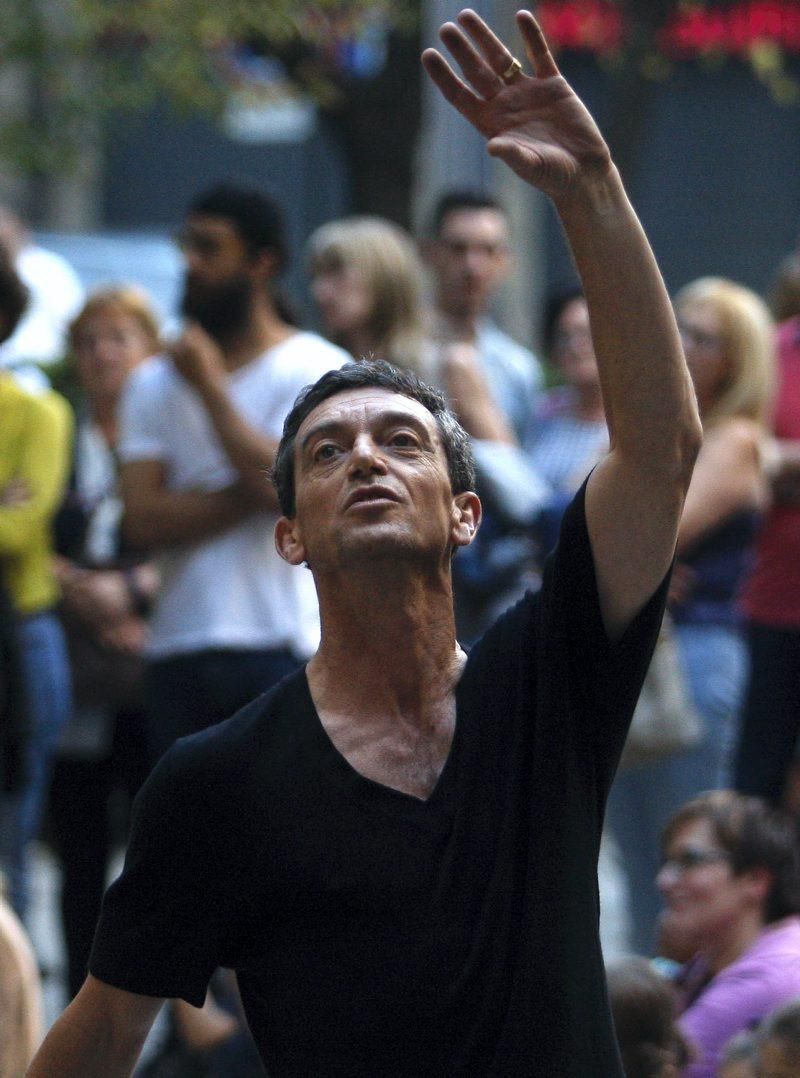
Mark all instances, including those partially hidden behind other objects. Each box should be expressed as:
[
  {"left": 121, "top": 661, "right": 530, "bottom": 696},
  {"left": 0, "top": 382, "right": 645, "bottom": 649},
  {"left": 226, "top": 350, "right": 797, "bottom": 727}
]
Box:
[
  {"left": 554, "top": 170, "right": 701, "bottom": 470},
  {"left": 28, "top": 1007, "right": 145, "bottom": 1077},
  {"left": 123, "top": 485, "right": 257, "bottom": 551},
  {"left": 196, "top": 380, "right": 279, "bottom": 506}
]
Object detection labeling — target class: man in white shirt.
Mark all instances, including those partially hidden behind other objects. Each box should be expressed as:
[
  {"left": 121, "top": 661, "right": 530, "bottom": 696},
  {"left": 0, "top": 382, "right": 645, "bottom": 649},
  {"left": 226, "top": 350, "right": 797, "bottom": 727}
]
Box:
[{"left": 119, "top": 184, "right": 347, "bottom": 760}]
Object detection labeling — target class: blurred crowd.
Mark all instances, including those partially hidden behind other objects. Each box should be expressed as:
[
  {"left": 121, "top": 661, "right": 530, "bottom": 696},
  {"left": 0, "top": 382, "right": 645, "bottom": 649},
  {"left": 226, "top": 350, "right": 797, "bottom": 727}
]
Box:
[{"left": 1, "top": 182, "right": 799, "bottom": 1077}]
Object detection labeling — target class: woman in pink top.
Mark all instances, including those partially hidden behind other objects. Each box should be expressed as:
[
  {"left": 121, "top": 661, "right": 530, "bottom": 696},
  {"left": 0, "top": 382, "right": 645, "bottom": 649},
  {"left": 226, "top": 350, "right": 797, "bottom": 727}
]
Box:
[{"left": 657, "top": 791, "right": 800, "bottom": 1077}]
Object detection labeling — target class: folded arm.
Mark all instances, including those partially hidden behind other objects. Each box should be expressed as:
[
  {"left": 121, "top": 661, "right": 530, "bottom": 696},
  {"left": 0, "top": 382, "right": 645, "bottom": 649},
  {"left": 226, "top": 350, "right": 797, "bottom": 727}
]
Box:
[
  {"left": 423, "top": 9, "right": 702, "bottom": 639},
  {"left": 168, "top": 324, "right": 279, "bottom": 508},
  {"left": 120, "top": 459, "right": 261, "bottom": 551},
  {"left": 0, "top": 394, "right": 72, "bottom": 555}
]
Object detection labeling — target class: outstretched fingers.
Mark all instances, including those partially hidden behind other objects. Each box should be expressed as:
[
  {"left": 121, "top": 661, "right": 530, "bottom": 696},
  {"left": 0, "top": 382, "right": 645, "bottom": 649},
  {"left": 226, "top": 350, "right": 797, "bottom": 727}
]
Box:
[
  {"left": 516, "top": 10, "right": 560, "bottom": 79},
  {"left": 438, "top": 19, "right": 504, "bottom": 99},
  {"left": 421, "top": 47, "right": 484, "bottom": 123},
  {"left": 457, "top": 9, "right": 523, "bottom": 84}
]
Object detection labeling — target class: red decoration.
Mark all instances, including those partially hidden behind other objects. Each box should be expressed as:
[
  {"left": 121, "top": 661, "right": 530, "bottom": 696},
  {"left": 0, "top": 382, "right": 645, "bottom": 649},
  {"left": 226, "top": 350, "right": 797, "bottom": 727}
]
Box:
[{"left": 536, "top": 1, "right": 800, "bottom": 57}]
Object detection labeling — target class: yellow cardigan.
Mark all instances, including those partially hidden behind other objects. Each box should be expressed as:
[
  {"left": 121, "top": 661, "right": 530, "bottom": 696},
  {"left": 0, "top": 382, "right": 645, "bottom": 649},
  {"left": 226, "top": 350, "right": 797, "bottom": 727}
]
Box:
[{"left": 0, "top": 375, "right": 72, "bottom": 615}]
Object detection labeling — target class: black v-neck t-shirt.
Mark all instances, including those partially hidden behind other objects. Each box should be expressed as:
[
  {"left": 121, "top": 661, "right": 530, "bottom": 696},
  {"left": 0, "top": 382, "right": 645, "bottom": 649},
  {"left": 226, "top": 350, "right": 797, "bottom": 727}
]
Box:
[{"left": 90, "top": 485, "right": 668, "bottom": 1076}]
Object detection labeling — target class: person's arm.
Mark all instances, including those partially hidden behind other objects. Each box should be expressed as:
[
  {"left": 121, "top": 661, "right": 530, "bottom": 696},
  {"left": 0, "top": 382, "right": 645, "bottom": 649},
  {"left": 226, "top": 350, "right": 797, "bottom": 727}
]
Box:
[
  {"left": 27, "top": 975, "right": 163, "bottom": 1077},
  {"left": 438, "top": 341, "right": 518, "bottom": 443},
  {"left": 676, "top": 420, "right": 763, "bottom": 555},
  {"left": 423, "top": 10, "right": 702, "bottom": 641},
  {"left": 120, "top": 459, "right": 267, "bottom": 551},
  {"left": 0, "top": 392, "right": 72, "bottom": 555},
  {"left": 168, "top": 324, "right": 280, "bottom": 507}
]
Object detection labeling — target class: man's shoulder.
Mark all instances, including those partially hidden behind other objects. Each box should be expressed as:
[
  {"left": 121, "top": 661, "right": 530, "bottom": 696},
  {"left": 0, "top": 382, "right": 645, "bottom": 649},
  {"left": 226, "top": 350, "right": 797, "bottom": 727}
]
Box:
[
  {"left": 161, "top": 667, "right": 309, "bottom": 787},
  {"left": 268, "top": 331, "right": 350, "bottom": 377}
]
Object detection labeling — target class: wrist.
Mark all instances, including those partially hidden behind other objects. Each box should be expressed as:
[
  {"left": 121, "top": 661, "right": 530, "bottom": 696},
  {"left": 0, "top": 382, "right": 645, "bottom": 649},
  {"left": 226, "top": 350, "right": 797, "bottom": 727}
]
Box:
[{"left": 551, "top": 163, "right": 624, "bottom": 220}]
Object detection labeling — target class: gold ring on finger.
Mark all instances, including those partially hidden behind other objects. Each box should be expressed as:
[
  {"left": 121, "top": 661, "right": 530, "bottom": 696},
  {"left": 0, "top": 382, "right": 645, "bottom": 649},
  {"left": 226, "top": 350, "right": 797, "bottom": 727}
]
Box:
[{"left": 501, "top": 56, "right": 523, "bottom": 83}]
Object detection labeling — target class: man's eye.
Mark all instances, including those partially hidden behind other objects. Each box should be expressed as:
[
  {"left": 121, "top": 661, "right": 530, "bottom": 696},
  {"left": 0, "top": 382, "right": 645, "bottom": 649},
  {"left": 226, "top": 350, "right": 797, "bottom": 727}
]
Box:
[
  {"left": 313, "top": 444, "right": 340, "bottom": 461},
  {"left": 389, "top": 432, "right": 417, "bottom": 448}
]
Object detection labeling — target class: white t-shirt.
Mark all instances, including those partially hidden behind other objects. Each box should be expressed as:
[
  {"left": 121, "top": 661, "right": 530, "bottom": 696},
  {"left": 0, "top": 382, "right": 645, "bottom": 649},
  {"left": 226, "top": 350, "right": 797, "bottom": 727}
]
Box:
[
  {"left": 0, "top": 245, "right": 84, "bottom": 366},
  {"left": 118, "top": 331, "right": 348, "bottom": 659}
]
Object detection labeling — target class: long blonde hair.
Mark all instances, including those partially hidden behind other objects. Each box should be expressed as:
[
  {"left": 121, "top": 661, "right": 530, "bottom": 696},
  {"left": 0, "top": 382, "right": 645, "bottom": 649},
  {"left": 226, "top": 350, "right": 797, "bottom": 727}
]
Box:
[
  {"left": 674, "top": 276, "right": 775, "bottom": 428},
  {"left": 307, "top": 216, "right": 426, "bottom": 374}
]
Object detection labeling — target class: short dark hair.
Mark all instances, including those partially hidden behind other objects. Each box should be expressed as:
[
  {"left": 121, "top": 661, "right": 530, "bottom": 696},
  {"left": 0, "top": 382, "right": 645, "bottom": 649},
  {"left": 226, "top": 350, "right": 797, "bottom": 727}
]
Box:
[
  {"left": 429, "top": 190, "right": 504, "bottom": 237},
  {"left": 187, "top": 183, "right": 288, "bottom": 272},
  {"left": 662, "top": 790, "right": 800, "bottom": 924},
  {"left": 0, "top": 242, "right": 28, "bottom": 345},
  {"left": 606, "top": 957, "right": 689, "bottom": 1078},
  {"left": 542, "top": 284, "right": 585, "bottom": 356},
  {"left": 272, "top": 360, "right": 475, "bottom": 518},
  {"left": 758, "top": 998, "right": 800, "bottom": 1063}
]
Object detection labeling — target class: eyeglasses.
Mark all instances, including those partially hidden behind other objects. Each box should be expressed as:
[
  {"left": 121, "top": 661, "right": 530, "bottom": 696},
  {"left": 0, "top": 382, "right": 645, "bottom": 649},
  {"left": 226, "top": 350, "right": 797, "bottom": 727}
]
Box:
[{"left": 659, "top": 847, "right": 731, "bottom": 875}]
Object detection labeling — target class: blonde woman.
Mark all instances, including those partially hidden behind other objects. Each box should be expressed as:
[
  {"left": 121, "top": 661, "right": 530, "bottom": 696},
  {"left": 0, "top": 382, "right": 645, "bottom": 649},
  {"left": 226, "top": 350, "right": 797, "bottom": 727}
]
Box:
[
  {"left": 308, "top": 215, "right": 515, "bottom": 444},
  {"left": 308, "top": 216, "right": 426, "bottom": 375},
  {"left": 609, "top": 277, "right": 776, "bottom": 955}
]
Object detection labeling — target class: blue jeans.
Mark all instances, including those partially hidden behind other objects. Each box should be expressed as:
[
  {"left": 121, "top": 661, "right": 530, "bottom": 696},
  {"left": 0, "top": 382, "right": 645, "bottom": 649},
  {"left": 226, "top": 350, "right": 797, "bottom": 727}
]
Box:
[
  {"left": 0, "top": 610, "right": 72, "bottom": 920},
  {"left": 607, "top": 622, "right": 747, "bottom": 955}
]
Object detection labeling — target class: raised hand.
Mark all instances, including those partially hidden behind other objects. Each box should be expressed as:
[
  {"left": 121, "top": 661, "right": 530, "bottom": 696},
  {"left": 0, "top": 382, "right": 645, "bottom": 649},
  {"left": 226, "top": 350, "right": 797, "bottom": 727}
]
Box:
[
  {"left": 168, "top": 323, "right": 227, "bottom": 394},
  {"left": 422, "top": 9, "right": 612, "bottom": 201}
]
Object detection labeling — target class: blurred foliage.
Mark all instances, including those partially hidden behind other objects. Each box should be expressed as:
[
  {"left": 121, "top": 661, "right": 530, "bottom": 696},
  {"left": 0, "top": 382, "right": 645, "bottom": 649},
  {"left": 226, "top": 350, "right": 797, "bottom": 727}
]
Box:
[{"left": 0, "top": 0, "right": 415, "bottom": 174}]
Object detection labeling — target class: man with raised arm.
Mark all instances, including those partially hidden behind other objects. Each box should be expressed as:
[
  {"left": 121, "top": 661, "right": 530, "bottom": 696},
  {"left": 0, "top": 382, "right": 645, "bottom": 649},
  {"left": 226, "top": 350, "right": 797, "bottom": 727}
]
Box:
[{"left": 29, "top": 11, "right": 701, "bottom": 1076}]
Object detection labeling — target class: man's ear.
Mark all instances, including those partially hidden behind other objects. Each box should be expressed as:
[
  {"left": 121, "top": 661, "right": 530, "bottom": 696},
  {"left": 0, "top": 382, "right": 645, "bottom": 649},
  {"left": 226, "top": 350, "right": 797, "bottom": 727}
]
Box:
[
  {"left": 451, "top": 491, "right": 482, "bottom": 549},
  {"left": 275, "top": 516, "right": 307, "bottom": 566}
]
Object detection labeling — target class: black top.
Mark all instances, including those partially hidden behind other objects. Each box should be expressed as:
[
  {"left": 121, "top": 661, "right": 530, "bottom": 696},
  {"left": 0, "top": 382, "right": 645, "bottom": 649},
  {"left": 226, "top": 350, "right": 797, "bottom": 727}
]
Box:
[{"left": 90, "top": 485, "right": 668, "bottom": 1076}]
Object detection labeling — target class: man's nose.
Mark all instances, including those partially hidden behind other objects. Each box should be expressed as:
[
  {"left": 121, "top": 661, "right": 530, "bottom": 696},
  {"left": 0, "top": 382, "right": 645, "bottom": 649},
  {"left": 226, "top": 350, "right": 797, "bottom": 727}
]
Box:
[{"left": 348, "top": 435, "right": 387, "bottom": 475}]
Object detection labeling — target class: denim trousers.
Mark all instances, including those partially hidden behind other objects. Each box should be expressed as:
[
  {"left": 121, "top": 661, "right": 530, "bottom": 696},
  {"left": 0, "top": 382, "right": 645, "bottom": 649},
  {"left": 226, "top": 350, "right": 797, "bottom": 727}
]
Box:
[
  {"left": 0, "top": 610, "right": 72, "bottom": 920},
  {"left": 606, "top": 622, "right": 747, "bottom": 955}
]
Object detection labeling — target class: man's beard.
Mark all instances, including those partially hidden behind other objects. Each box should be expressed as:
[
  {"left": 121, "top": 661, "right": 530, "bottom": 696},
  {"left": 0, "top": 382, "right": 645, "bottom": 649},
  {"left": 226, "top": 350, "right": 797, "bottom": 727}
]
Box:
[{"left": 181, "top": 273, "right": 253, "bottom": 341}]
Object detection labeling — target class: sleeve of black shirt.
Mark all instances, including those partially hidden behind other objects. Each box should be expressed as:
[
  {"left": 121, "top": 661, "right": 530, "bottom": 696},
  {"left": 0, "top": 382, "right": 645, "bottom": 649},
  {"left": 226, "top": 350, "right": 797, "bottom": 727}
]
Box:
[
  {"left": 536, "top": 477, "right": 671, "bottom": 775},
  {"left": 89, "top": 741, "right": 226, "bottom": 1005}
]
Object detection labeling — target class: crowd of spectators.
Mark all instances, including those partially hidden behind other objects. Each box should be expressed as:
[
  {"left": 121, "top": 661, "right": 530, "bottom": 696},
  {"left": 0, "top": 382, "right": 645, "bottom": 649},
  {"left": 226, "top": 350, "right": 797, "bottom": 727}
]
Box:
[{"left": 1, "top": 181, "right": 800, "bottom": 1076}]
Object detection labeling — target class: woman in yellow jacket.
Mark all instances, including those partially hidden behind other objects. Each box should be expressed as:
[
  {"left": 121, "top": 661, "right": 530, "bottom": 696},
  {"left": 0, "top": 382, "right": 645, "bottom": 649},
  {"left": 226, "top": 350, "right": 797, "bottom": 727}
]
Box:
[{"left": 0, "top": 247, "right": 72, "bottom": 920}]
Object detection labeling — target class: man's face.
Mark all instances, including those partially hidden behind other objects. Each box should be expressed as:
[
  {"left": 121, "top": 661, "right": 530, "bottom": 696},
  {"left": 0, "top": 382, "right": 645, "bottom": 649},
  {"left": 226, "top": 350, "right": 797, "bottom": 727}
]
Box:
[
  {"left": 429, "top": 208, "right": 511, "bottom": 320},
  {"left": 178, "top": 214, "right": 255, "bottom": 339},
  {"left": 276, "top": 387, "right": 479, "bottom": 573}
]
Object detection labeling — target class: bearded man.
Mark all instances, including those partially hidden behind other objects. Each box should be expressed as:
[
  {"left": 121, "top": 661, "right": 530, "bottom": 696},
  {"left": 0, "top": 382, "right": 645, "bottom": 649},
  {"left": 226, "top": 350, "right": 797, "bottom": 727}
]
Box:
[{"left": 119, "top": 184, "right": 347, "bottom": 762}]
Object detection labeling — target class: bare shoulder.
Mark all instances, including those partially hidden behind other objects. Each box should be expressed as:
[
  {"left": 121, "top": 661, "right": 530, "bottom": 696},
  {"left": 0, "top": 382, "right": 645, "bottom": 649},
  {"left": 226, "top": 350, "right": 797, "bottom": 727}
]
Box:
[{"left": 700, "top": 417, "right": 763, "bottom": 467}]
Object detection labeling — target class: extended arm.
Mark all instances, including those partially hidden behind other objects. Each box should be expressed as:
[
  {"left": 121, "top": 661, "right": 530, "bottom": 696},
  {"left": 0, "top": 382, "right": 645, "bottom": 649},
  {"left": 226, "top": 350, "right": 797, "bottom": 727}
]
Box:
[
  {"left": 27, "top": 975, "right": 163, "bottom": 1077},
  {"left": 423, "top": 10, "right": 702, "bottom": 639}
]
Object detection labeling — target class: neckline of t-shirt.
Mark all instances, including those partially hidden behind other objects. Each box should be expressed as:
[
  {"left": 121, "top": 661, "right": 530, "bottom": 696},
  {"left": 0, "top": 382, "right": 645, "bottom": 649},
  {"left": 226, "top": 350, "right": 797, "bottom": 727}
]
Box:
[
  {"left": 226, "top": 330, "right": 305, "bottom": 382},
  {"left": 297, "top": 665, "right": 462, "bottom": 814}
]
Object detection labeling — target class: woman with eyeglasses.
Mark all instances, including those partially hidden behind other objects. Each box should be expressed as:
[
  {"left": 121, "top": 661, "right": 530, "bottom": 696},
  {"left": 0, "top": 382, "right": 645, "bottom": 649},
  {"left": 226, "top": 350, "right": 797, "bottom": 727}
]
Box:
[
  {"left": 608, "top": 277, "right": 776, "bottom": 955},
  {"left": 656, "top": 791, "right": 800, "bottom": 1077}
]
